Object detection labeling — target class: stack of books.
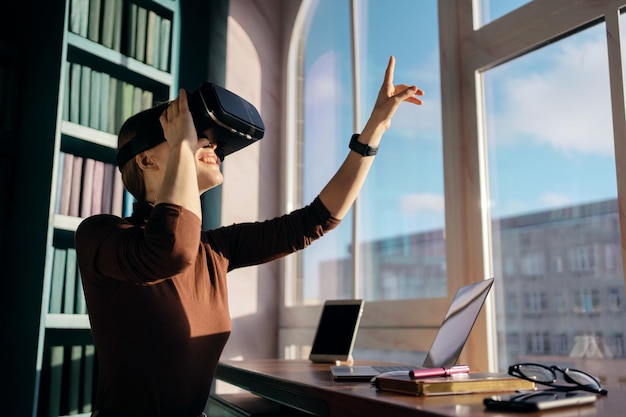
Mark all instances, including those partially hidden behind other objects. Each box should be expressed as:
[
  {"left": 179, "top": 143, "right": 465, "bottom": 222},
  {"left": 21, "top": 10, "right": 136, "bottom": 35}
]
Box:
[{"left": 374, "top": 372, "right": 535, "bottom": 396}]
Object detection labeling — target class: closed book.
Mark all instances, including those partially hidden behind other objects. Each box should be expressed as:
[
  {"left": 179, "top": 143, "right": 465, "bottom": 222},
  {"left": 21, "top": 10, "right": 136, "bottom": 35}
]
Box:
[
  {"left": 374, "top": 372, "right": 535, "bottom": 396},
  {"left": 82, "top": 345, "right": 96, "bottom": 412},
  {"left": 159, "top": 18, "right": 171, "bottom": 71},
  {"left": 47, "top": 346, "right": 65, "bottom": 417},
  {"left": 75, "top": 271, "right": 87, "bottom": 315},
  {"left": 62, "top": 64, "right": 70, "bottom": 121},
  {"left": 54, "top": 151, "right": 66, "bottom": 214},
  {"left": 111, "top": 0, "right": 123, "bottom": 52},
  {"left": 145, "top": 10, "right": 159, "bottom": 66},
  {"left": 69, "top": 63, "right": 81, "bottom": 124},
  {"left": 120, "top": 81, "right": 135, "bottom": 123},
  {"left": 67, "top": 345, "right": 83, "bottom": 414},
  {"left": 100, "top": 0, "right": 115, "bottom": 48},
  {"left": 101, "top": 162, "right": 114, "bottom": 214},
  {"left": 80, "top": 158, "right": 96, "bottom": 218},
  {"left": 90, "top": 160, "right": 105, "bottom": 215},
  {"left": 126, "top": 2, "right": 138, "bottom": 58},
  {"left": 107, "top": 76, "right": 118, "bottom": 134},
  {"left": 89, "top": 69, "right": 101, "bottom": 130},
  {"left": 49, "top": 248, "right": 67, "bottom": 314},
  {"left": 141, "top": 89, "right": 154, "bottom": 110},
  {"left": 111, "top": 168, "right": 124, "bottom": 216},
  {"left": 70, "top": 0, "right": 89, "bottom": 37},
  {"left": 80, "top": 65, "right": 91, "bottom": 127},
  {"left": 99, "top": 72, "right": 111, "bottom": 131},
  {"left": 135, "top": 6, "right": 148, "bottom": 62},
  {"left": 63, "top": 248, "right": 78, "bottom": 314},
  {"left": 69, "top": 155, "right": 84, "bottom": 217},
  {"left": 87, "top": 0, "right": 102, "bottom": 43}
]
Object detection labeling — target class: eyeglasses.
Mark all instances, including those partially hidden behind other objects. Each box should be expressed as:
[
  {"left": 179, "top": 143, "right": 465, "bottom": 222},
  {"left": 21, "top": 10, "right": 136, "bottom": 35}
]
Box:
[{"left": 508, "top": 363, "right": 608, "bottom": 395}]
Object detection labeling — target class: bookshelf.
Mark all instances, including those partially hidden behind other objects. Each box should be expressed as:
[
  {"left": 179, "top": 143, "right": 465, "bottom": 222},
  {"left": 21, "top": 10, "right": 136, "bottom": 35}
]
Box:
[
  {"left": 0, "top": 0, "right": 228, "bottom": 415},
  {"left": 35, "top": 0, "right": 180, "bottom": 416}
]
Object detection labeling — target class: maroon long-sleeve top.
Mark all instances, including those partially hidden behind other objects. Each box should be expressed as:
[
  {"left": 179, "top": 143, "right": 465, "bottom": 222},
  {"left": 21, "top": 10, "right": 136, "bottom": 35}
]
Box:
[{"left": 75, "top": 197, "right": 339, "bottom": 417}]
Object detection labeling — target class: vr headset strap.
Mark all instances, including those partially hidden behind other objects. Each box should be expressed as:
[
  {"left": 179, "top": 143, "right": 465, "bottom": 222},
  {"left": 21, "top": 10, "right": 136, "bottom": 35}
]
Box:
[{"left": 116, "top": 133, "right": 165, "bottom": 170}]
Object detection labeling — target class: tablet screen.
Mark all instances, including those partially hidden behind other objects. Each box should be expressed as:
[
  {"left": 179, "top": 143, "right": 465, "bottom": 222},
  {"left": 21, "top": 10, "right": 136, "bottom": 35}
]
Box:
[{"left": 309, "top": 299, "right": 364, "bottom": 363}]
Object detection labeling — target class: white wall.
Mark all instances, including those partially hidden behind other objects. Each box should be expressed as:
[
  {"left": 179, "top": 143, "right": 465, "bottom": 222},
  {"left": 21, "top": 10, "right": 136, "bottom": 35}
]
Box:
[{"left": 219, "top": 0, "right": 303, "bottom": 363}]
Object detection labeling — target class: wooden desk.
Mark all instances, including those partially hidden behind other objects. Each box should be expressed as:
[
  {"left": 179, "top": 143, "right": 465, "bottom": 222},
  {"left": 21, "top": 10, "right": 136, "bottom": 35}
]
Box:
[{"left": 215, "top": 359, "right": 623, "bottom": 417}]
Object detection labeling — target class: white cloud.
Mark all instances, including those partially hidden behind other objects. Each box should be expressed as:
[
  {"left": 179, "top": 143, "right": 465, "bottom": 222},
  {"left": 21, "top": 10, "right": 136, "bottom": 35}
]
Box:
[
  {"left": 539, "top": 192, "right": 573, "bottom": 208},
  {"left": 493, "top": 30, "right": 614, "bottom": 156},
  {"left": 401, "top": 193, "right": 445, "bottom": 213}
]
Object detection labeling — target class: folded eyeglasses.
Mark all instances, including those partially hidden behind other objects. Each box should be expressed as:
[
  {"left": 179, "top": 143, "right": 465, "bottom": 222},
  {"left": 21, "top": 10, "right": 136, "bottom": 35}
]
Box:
[{"left": 508, "top": 363, "right": 608, "bottom": 395}]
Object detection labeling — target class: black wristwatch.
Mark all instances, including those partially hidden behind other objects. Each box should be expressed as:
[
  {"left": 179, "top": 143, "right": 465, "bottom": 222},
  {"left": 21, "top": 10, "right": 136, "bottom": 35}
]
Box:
[{"left": 349, "top": 134, "right": 378, "bottom": 156}]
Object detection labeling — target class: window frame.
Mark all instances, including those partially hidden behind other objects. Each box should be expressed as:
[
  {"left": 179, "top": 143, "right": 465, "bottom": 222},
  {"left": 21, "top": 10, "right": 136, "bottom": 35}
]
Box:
[{"left": 279, "top": 0, "right": 626, "bottom": 372}]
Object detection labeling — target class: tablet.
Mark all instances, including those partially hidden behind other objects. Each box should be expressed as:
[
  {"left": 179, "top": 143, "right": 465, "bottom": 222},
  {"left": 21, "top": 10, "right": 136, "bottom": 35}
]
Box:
[{"left": 308, "top": 299, "right": 364, "bottom": 363}]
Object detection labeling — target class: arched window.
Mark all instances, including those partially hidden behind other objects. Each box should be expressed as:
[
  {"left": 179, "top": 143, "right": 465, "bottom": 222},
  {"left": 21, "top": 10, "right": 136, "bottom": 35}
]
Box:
[{"left": 286, "top": 0, "right": 445, "bottom": 306}]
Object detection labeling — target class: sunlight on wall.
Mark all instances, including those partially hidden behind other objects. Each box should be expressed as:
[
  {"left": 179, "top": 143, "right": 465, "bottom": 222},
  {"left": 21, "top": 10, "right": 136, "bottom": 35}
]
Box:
[{"left": 223, "top": 16, "right": 262, "bottom": 319}]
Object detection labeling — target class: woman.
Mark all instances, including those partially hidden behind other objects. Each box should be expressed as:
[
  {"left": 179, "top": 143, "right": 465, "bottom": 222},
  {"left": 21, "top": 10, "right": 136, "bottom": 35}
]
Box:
[{"left": 75, "top": 55, "right": 423, "bottom": 417}]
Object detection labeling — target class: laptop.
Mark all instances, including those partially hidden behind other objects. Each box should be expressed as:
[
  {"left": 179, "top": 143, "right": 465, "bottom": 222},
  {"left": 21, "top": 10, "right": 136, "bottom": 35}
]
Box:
[
  {"left": 309, "top": 299, "right": 365, "bottom": 363},
  {"left": 330, "top": 277, "right": 494, "bottom": 380}
]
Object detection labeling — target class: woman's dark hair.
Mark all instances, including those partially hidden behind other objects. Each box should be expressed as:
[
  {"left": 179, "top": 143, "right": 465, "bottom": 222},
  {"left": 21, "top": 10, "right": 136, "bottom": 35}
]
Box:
[{"left": 117, "top": 101, "right": 169, "bottom": 202}]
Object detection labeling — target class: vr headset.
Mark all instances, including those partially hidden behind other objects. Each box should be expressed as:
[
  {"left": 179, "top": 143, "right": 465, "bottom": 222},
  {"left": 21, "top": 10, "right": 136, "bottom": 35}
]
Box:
[{"left": 116, "top": 82, "right": 265, "bottom": 169}]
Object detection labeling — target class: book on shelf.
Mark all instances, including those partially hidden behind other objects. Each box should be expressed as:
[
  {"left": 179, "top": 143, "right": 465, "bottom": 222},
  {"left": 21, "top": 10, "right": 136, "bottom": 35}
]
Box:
[
  {"left": 69, "top": 155, "right": 84, "bottom": 217},
  {"left": 47, "top": 345, "right": 65, "bottom": 417},
  {"left": 75, "top": 270, "right": 87, "bottom": 315},
  {"left": 142, "top": 88, "right": 154, "bottom": 110},
  {"left": 100, "top": 71, "right": 111, "bottom": 132},
  {"left": 126, "top": 2, "right": 138, "bottom": 59},
  {"left": 82, "top": 344, "right": 96, "bottom": 412},
  {"left": 63, "top": 248, "right": 78, "bottom": 314},
  {"left": 58, "top": 154, "right": 125, "bottom": 218},
  {"left": 80, "top": 157, "right": 96, "bottom": 218},
  {"left": 69, "top": 0, "right": 89, "bottom": 38},
  {"left": 107, "top": 76, "right": 118, "bottom": 134},
  {"left": 67, "top": 345, "right": 83, "bottom": 415},
  {"left": 101, "top": 160, "right": 114, "bottom": 215},
  {"left": 111, "top": 169, "right": 124, "bottom": 217},
  {"left": 54, "top": 151, "right": 66, "bottom": 215},
  {"left": 373, "top": 372, "right": 535, "bottom": 397},
  {"left": 159, "top": 17, "right": 172, "bottom": 71},
  {"left": 79, "top": 65, "right": 91, "bottom": 127},
  {"left": 90, "top": 159, "right": 105, "bottom": 215},
  {"left": 145, "top": 10, "right": 161, "bottom": 68},
  {"left": 123, "top": 190, "right": 134, "bottom": 217},
  {"left": 101, "top": 0, "right": 115, "bottom": 48},
  {"left": 135, "top": 5, "right": 148, "bottom": 62},
  {"left": 89, "top": 69, "right": 102, "bottom": 130},
  {"left": 112, "top": 0, "right": 123, "bottom": 52},
  {"left": 69, "top": 62, "right": 81, "bottom": 124},
  {"left": 101, "top": 0, "right": 124, "bottom": 52},
  {"left": 62, "top": 64, "right": 70, "bottom": 122},
  {"left": 49, "top": 248, "right": 67, "bottom": 314},
  {"left": 87, "top": 0, "right": 102, "bottom": 43}
]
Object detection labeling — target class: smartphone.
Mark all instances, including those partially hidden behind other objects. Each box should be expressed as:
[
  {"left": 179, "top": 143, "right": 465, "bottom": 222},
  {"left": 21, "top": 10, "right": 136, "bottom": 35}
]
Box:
[{"left": 483, "top": 391, "right": 597, "bottom": 412}]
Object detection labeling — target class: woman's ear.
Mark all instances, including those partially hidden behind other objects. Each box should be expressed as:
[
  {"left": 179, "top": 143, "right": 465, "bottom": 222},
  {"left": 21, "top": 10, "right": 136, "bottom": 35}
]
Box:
[{"left": 135, "top": 151, "right": 156, "bottom": 171}]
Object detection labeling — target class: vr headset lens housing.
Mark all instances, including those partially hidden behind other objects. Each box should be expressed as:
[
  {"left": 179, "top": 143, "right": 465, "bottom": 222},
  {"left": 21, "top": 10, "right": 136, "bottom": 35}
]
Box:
[{"left": 116, "top": 83, "right": 265, "bottom": 169}]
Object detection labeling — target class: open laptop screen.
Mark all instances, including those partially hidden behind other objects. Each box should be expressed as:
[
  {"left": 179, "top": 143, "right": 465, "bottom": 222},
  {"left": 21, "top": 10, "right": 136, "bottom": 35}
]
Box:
[{"left": 422, "top": 277, "right": 494, "bottom": 367}]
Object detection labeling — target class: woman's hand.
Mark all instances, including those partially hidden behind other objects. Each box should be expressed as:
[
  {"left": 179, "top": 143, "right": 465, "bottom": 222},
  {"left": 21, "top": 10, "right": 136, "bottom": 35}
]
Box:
[
  {"left": 318, "top": 55, "right": 424, "bottom": 220},
  {"left": 363, "top": 55, "right": 424, "bottom": 135},
  {"left": 159, "top": 88, "right": 198, "bottom": 150},
  {"left": 154, "top": 88, "right": 203, "bottom": 219}
]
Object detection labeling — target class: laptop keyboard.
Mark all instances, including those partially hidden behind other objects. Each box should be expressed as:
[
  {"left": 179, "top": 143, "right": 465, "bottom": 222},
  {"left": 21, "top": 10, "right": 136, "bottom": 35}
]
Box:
[{"left": 372, "top": 365, "right": 414, "bottom": 373}]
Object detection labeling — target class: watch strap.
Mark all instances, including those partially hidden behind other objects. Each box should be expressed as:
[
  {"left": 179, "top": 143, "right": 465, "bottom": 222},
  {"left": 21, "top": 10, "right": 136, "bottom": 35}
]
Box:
[{"left": 349, "top": 134, "right": 378, "bottom": 156}]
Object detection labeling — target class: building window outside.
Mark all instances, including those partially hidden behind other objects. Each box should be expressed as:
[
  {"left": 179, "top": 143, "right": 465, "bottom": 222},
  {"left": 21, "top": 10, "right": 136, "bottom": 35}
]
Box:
[
  {"left": 483, "top": 17, "right": 626, "bottom": 377},
  {"left": 288, "top": 0, "right": 626, "bottom": 377},
  {"left": 608, "top": 288, "right": 622, "bottom": 312}
]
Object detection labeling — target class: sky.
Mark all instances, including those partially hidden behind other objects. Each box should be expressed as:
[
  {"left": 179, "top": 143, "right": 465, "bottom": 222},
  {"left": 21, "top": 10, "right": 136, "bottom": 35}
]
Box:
[
  {"left": 303, "top": 0, "right": 618, "bottom": 237},
  {"left": 297, "top": 0, "right": 621, "bottom": 300}
]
